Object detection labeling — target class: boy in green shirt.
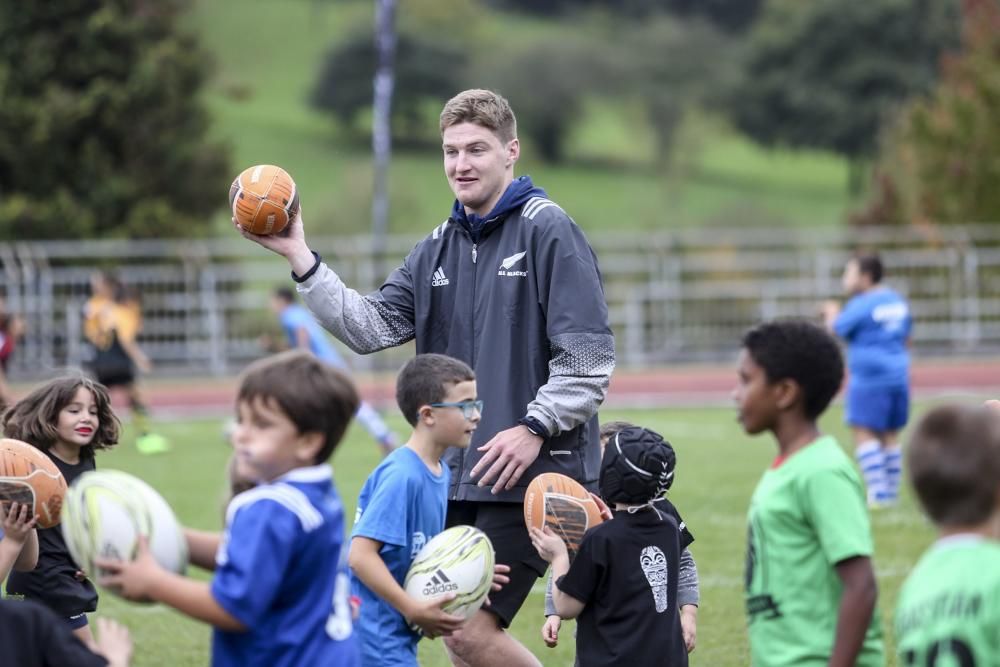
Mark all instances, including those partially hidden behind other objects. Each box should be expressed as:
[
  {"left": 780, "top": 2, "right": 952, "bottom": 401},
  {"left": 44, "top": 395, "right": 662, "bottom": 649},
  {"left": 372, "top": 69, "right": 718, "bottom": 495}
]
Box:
[
  {"left": 895, "top": 404, "right": 1000, "bottom": 665},
  {"left": 734, "top": 319, "right": 883, "bottom": 667}
]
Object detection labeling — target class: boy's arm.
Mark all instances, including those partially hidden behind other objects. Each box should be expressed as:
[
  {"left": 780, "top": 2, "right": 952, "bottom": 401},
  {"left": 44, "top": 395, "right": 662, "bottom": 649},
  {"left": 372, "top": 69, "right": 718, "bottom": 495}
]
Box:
[
  {"left": 677, "top": 547, "right": 699, "bottom": 608},
  {"left": 530, "top": 527, "right": 587, "bottom": 619},
  {"left": 543, "top": 569, "right": 557, "bottom": 617},
  {"left": 13, "top": 528, "right": 38, "bottom": 571},
  {"left": 831, "top": 299, "right": 865, "bottom": 339},
  {"left": 0, "top": 537, "right": 23, "bottom": 581},
  {"left": 348, "top": 536, "right": 463, "bottom": 638},
  {"left": 294, "top": 326, "right": 311, "bottom": 350},
  {"left": 678, "top": 547, "right": 699, "bottom": 652},
  {"left": 548, "top": 552, "right": 585, "bottom": 619},
  {"left": 183, "top": 528, "right": 222, "bottom": 571},
  {"left": 829, "top": 555, "right": 877, "bottom": 667},
  {"left": 97, "top": 538, "right": 245, "bottom": 632}
]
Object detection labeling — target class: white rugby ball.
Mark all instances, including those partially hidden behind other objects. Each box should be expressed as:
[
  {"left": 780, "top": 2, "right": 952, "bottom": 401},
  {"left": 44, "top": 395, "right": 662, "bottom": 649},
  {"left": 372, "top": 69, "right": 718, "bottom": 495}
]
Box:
[
  {"left": 61, "top": 470, "right": 188, "bottom": 596},
  {"left": 403, "top": 525, "right": 495, "bottom": 625}
]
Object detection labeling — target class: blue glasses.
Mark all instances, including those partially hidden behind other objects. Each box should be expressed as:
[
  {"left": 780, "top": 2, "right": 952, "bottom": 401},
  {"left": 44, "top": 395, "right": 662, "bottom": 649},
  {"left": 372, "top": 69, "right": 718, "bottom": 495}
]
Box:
[{"left": 429, "top": 399, "right": 484, "bottom": 419}]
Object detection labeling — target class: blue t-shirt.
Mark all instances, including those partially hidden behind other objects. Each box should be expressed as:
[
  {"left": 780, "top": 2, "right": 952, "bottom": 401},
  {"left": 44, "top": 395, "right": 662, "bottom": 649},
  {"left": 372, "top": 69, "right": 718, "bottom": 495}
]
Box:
[
  {"left": 351, "top": 446, "right": 450, "bottom": 667},
  {"left": 211, "top": 465, "right": 359, "bottom": 667},
  {"left": 834, "top": 287, "right": 912, "bottom": 387},
  {"left": 279, "top": 303, "right": 347, "bottom": 369}
]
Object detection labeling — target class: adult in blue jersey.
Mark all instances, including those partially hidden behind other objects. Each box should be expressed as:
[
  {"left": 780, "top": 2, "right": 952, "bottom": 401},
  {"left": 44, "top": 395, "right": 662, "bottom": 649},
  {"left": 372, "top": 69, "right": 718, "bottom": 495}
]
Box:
[
  {"left": 270, "top": 286, "right": 398, "bottom": 456},
  {"left": 824, "top": 252, "right": 912, "bottom": 506}
]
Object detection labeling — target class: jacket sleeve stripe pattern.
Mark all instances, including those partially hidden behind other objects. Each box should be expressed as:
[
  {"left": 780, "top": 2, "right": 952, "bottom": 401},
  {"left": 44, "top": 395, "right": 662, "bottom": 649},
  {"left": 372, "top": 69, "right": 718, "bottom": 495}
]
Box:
[
  {"left": 526, "top": 332, "right": 615, "bottom": 436},
  {"left": 297, "top": 263, "right": 415, "bottom": 354}
]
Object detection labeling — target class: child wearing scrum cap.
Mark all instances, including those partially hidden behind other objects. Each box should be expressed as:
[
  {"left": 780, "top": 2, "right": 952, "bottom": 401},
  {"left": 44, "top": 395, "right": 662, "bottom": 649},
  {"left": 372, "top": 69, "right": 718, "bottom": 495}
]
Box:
[
  {"left": 531, "top": 426, "right": 688, "bottom": 667},
  {"left": 540, "top": 421, "right": 700, "bottom": 655}
]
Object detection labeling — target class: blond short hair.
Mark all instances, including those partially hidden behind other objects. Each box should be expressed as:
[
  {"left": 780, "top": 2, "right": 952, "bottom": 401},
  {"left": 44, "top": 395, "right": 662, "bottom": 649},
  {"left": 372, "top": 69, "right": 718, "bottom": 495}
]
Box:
[{"left": 439, "top": 89, "right": 517, "bottom": 143}]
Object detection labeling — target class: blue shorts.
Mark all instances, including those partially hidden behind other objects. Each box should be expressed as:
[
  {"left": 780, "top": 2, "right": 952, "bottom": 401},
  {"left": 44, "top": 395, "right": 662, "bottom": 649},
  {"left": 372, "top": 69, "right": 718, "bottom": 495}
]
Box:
[
  {"left": 845, "top": 383, "right": 909, "bottom": 432},
  {"left": 67, "top": 612, "right": 89, "bottom": 630}
]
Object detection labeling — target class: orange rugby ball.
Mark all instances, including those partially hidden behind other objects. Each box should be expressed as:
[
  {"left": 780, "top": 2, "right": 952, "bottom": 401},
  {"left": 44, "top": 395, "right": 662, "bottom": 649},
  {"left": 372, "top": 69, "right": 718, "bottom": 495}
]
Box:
[
  {"left": 524, "top": 472, "right": 604, "bottom": 557},
  {"left": 0, "top": 438, "right": 68, "bottom": 529},
  {"left": 229, "top": 164, "right": 300, "bottom": 235}
]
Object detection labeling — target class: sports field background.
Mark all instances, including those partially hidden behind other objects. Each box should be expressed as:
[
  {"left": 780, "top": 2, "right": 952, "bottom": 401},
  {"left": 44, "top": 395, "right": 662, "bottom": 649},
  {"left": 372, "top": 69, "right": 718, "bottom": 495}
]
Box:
[{"left": 80, "top": 400, "right": 952, "bottom": 667}]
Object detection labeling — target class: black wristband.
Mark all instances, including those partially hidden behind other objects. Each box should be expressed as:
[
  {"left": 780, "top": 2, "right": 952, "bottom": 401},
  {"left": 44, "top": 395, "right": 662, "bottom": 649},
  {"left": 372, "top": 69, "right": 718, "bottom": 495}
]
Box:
[
  {"left": 291, "top": 251, "right": 322, "bottom": 283},
  {"left": 519, "top": 416, "right": 549, "bottom": 440}
]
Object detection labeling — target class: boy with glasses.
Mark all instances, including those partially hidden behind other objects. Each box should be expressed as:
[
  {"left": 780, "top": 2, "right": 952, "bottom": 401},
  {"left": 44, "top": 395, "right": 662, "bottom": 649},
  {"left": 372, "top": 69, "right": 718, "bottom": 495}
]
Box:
[{"left": 349, "top": 354, "right": 507, "bottom": 666}]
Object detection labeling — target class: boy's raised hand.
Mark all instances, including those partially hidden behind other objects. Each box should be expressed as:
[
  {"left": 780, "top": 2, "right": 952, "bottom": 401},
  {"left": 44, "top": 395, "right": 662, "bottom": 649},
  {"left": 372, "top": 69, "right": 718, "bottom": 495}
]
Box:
[
  {"left": 96, "top": 536, "right": 163, "bottom": 602},
  {"left": 0, "top": 502, "right": 38, "bottom": 543},
  {"left": 542, "top": 615, "right": 561, "bottom": 648},
  {"left": 405, "top": 593, "right": 465, "bottom": 639},
  {"left": 529, "top": 526, "right": 568, "bottom": 565}
]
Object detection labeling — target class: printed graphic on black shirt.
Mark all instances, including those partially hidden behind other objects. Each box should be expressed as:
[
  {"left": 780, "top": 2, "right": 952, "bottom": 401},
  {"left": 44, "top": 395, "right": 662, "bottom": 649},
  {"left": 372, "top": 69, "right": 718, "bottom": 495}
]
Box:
[{"left": 640, "top": 546, "right": 669, "bottom": 613}]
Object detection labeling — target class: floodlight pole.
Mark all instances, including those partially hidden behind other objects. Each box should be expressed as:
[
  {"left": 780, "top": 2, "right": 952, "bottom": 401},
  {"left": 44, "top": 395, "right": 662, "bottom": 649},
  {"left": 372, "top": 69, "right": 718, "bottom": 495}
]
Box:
[{"left": 371, "top": 0, "right": 397, "bottom": 286}]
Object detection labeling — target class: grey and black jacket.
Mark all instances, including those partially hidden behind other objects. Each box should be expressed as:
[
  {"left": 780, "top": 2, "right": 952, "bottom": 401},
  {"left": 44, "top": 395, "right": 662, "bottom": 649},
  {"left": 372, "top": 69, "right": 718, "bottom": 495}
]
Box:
[{"left": 298, "top": 195, "right": 615, "bottom": 502}]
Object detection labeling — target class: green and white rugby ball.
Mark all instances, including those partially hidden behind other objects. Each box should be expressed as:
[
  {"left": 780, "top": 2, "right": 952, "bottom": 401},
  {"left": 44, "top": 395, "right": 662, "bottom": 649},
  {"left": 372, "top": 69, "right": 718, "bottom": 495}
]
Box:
[
  {"left": 403, "top": 525, "right": 495, "bottom": 624},
  {"left": 61, "top": 469, "right": 188, "bottom": 596}
]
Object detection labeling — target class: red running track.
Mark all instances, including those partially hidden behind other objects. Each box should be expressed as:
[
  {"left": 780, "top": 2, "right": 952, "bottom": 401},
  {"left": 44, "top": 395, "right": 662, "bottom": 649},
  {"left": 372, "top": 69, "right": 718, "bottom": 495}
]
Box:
[{"left": 122, "top": 358, "right": 1000, "bottom": 417}]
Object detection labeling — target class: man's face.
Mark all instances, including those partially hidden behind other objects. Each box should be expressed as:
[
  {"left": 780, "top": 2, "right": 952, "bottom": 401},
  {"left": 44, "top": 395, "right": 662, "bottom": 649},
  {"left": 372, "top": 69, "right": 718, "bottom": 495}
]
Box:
[
  {"left": 841, "top": 259, "right": 865, "bottom": 295},
  {"left": 442, "top": 122, "right": 519, "bottom": 217}
]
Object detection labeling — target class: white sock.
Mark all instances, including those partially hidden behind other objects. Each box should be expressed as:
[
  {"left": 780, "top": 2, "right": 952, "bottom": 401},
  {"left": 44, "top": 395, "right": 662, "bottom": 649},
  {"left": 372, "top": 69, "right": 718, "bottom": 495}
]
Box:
[
  {"left": 882, "top": 446, "right": 903, "bottom": 502},
  {"left": 856, "top": 440, "right": 886, "bottom": 504}
]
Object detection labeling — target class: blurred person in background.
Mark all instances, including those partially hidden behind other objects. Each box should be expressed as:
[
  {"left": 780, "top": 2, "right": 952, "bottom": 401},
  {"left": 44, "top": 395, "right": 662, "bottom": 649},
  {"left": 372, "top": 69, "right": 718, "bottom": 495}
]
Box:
[
  {"left": 0, "top": 297, "right": 26, "bottom": 410},
  {"left": 83, "top": 270, "right": 169, "bottom": 455},
  {"left": 268, "top": 286, "right": 398, "bottom": 456},
  {"left": 824, "top": 252, "right": 912, "bottom": 508}
]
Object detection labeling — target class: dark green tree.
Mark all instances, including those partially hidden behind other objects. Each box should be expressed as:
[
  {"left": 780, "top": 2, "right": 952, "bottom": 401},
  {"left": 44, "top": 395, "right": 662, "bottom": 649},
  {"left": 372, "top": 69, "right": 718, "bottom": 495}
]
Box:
[
  {"left": 623, "top": 16, "right": 739, "bottom": 164},
  {"left": 853, "top": 0, "right": 1000, "bottom": 226},
  {"left": 310, "top": 0, "right": 476, "bottom": 147},
  {"left": 478, "top": 37, "right": 600, "bottom": 163},
  {"left": 0, "top": 0, "right": 231, "bottom": 240},
  {"left": 311, "top": 32, "right": 462, "bottom": 146},
  {"left": 728, "top": 0, "right": 960, "bottom": 191}
]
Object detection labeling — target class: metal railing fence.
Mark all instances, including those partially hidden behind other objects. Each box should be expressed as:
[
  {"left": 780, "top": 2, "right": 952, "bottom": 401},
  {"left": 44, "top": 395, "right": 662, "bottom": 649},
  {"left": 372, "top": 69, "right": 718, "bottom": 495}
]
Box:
[{"left": 3, "top": 224, "right": 999, "bottom": 379}]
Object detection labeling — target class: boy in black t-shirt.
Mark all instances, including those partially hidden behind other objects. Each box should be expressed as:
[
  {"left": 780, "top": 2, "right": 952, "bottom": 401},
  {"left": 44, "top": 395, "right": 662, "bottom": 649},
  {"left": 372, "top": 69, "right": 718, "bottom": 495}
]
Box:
[{"left": 531, "top": 427, "right": 688, "bottom": 667}]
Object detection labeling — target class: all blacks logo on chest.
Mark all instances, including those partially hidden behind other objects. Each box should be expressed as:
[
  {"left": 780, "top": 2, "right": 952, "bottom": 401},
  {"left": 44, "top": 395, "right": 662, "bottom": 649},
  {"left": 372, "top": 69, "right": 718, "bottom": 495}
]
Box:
[{"left": 498, "top": 251, "right": 528, "bottom": 278}]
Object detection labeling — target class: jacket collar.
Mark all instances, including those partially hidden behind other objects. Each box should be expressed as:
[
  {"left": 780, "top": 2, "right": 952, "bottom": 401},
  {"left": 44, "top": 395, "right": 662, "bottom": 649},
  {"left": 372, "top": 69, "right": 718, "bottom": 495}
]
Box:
[{"left": 450, "top": 176, "right": 547, "bottom": 241}]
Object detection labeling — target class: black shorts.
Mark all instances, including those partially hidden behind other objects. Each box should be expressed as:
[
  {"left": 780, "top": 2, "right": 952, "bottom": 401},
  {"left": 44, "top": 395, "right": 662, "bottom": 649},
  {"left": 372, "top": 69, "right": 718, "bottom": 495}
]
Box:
[
  {"left": 445, "top": 500, "right": 547, "bottom": 628},
  {"left": 94, "top": 369, "right": 134, "bottom": 388}
]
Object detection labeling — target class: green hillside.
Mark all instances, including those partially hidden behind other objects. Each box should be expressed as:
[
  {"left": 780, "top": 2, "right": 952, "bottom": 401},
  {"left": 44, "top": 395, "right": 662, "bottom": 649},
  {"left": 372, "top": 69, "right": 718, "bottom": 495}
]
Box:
[{"left": 188, "top": 0, "right": 853, "bottom": 236}]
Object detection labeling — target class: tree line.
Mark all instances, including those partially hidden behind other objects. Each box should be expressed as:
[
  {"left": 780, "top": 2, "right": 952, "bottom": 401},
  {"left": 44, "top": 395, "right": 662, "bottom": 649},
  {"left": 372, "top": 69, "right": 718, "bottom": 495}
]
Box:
[{"left": 2, "top": 0, "right": 997, "bottom": 239}]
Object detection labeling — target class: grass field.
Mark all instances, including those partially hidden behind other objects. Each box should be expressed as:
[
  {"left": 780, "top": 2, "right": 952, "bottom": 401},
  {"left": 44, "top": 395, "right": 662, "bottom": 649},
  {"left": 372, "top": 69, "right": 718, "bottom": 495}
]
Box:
[
  {"left": 75, "top": 404, "right": 934, "bottom": 666},
  {"left": 187, "top": 0, "right": 855, "bottom": 236}
]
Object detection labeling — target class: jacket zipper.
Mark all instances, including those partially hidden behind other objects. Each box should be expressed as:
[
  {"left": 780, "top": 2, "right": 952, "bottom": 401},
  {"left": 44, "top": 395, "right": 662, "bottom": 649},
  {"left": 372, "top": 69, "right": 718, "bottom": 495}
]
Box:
[{"left": 462, "top": 237, "right": 479, "bottom": 500}]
